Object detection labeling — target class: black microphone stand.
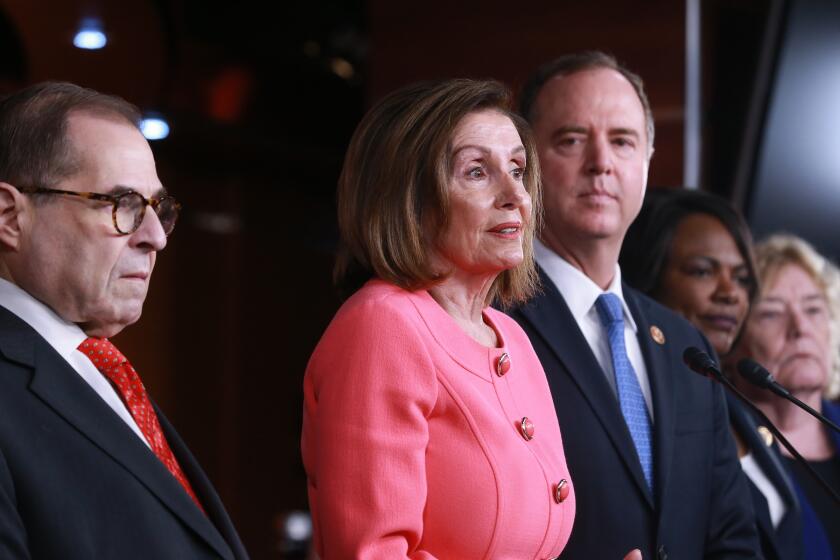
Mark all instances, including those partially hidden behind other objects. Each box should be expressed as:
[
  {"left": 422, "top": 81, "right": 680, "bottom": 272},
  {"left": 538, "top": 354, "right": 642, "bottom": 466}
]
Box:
[
  {"left": 683, "top": 348, "right": 840, "bottom": 506},
  {"left": 774, "top": 389, "right": 840, "bottom": 434},
  {"left": 737, "top": 358, "right": 840, "bottom": 434}
]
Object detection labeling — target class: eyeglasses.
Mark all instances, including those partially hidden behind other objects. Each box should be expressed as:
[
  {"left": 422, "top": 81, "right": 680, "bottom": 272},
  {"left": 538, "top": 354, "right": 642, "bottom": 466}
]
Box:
[{"left": 24, "top": 187, "right": 181, "bottom": 236}]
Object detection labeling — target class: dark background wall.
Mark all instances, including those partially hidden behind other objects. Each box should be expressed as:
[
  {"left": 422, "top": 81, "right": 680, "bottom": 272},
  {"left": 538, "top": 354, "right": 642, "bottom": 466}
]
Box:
[{"left": 3, "top": 1, "right": 834, "bottom": 558}]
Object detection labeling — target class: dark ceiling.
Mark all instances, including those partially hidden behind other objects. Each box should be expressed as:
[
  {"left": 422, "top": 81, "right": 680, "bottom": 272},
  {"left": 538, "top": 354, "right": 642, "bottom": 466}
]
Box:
[{"left": 0, "top": 0, "right": 367, "bottom": 193}]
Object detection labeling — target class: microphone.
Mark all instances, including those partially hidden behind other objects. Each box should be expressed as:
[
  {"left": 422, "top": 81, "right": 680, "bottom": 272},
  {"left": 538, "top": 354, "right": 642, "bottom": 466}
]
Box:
[
  {"left": 737, "top": 358, "right": 840, "bottom": 434},
  {"left": 683, "top": 347, "right": 840, "bottom": 506},
  {"left": 736, "top": 358, "right": 790, "bottom": 398},
  {"left": 683, "top": 347, "right": 723, "bottom": 381}
]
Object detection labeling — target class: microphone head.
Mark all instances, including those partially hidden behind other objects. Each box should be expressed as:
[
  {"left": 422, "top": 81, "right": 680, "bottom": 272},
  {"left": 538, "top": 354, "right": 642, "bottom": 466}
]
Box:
[
  {"left": 683, "top": 347, "right": 720, "bottom": 378},
  {"left": 737, "top": 358, "right": 774, "bottom": 389}
]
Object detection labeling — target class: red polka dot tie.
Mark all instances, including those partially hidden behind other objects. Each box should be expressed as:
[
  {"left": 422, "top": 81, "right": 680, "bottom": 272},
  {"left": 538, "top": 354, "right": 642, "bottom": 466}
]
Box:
[{"left": 78, "top": 337, "right": 204, "bottom": 512}]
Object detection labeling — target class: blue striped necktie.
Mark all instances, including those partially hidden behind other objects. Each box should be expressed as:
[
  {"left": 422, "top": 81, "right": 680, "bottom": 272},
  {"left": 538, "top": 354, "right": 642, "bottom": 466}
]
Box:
[{"left": 595, "top": 293, "right": 654, "bottom": 490}]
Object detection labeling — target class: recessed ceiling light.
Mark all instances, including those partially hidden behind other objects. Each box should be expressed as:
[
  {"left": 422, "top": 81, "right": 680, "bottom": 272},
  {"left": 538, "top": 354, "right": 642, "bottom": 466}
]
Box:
[
  {"left": 140, "top": 115, "right": 170, "bottom": 141},
  {"left": 73, "top": 19, "right": 107, "bottom": 50}
]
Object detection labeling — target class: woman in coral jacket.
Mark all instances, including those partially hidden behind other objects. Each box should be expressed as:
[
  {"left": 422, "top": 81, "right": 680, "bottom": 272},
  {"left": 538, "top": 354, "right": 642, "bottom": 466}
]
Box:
[{"left": 301, "top": 79, "right": 578, "bottom": 559}]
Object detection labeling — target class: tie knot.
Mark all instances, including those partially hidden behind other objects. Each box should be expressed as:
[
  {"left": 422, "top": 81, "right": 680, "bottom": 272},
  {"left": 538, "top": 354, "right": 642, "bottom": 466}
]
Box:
[
  {"left": 78, "top": 337, "right": 126, "bottom": 370},
  {"left": 595, "top": 293, "right": 624, "bottom": 327}
]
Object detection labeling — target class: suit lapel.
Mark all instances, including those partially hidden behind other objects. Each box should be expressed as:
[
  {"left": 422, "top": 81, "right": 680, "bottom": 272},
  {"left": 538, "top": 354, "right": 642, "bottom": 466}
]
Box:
[
  {"left": 518, "top": 269, "right": 654, "bottom": 506},
  {"left": 729, "top": 393, "right": 800, "bottom": 542},
  {"left": 0, "top": 309, "right": 235, "bottom": 560},
  {"left": 624, "top": 288, "right": 675, "bottom": 510},
  {"left": 732, "top": 394, "right": 800, "bottom": 516}
]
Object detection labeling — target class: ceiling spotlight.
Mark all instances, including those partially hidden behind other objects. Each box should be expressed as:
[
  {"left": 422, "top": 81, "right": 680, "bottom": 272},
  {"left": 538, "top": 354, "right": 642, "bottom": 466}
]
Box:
[
  {"left": 330, "top": 57, "right": 354, "bottom": 80},
  {"left": 140, "top": 115, "right": 170, "bottom": 141},
  {"left": 73, "top": 19, "right": 107, "bottom": 50}
]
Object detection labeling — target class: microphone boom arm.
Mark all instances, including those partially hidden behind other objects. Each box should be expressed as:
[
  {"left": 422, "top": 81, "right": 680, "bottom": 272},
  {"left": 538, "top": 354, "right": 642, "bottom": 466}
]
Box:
[
  {"left": 784, "top": 391, "right": 840, "bottom": 434},
  {"left": 737, "top": 358, "right": 840, "bottom": 434}
]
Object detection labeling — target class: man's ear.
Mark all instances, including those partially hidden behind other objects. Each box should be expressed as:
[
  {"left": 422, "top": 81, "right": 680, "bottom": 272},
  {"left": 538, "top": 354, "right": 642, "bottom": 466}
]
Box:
[{"left": 0, "top": 182, "right": 27, "bottom": 251}]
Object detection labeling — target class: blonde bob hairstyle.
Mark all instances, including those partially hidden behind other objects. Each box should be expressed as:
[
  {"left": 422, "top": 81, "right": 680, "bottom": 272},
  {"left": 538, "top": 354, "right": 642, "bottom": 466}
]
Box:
[
  {"left": 334, "top": 79, "right": 542, "bottom": 307},
  {"left": 754, "top": 234, "right": 840, "bottom": 399}
]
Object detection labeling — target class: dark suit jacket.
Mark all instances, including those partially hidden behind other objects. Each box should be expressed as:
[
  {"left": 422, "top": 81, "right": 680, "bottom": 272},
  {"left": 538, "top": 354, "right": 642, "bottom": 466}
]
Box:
[
  {"left": 0, "top": 306, "right": 249, "bottom": 559},
  {"left": 790, "top": 400, "right": 840, "bottom": 560},
  {"left": 508, "top": 268, "right": 760, "bottom": 559},
  {"left": 727, "top": 392, "right": 803, "bottom": 560}
]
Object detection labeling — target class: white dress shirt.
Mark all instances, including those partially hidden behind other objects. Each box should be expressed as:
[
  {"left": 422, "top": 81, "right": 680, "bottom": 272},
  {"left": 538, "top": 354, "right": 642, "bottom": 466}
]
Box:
[
  {"left": 534, "top": 239, "right": 654, "bottom": 418},
  {"left": 0, "top": 278, "right": 150, "bottom": 447},
  {"left": 740, "top": 451, "right": 786, "bottom": 528}
]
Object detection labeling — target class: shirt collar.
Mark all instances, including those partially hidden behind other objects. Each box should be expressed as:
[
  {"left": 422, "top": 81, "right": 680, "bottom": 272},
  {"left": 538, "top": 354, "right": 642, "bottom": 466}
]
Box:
[
  {"left": 534, "top": 238, "right": 638, "bottom": 332},
  {"left": 0, "top": 277, "right": 88, "bottom": 361}
]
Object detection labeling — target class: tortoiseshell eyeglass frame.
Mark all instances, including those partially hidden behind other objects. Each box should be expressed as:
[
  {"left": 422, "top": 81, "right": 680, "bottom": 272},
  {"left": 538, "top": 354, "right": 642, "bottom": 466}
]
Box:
[{"left": 22, "top": 187, "right": 181, "bottom": 236}]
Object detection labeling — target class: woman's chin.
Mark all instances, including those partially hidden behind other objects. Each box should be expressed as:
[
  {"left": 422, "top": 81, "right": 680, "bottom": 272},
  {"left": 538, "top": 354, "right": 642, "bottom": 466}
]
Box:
[
  {"left": 493, "top": 251, "right": 524, "bottom": 271},
  {"left": 705, "top": 332, "right": 733, "bottom": 358},
  {"left": 777, "top": 362, "right": 827, "bottom": 393},
  {"left": 442, "top": 253, "right": 524, "bottom": 279}
]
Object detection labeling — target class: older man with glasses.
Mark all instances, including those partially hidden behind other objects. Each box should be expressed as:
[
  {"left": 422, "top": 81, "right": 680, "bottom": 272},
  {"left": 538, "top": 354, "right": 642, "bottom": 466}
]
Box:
[{"left": 0, "top": 82, "right": 248, "bottom": 560}]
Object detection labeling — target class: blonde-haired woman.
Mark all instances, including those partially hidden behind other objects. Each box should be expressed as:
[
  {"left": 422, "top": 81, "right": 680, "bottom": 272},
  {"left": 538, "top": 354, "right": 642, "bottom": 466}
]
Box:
[{"left": 728, "top": 233, "right": 840, "bottom": 560}]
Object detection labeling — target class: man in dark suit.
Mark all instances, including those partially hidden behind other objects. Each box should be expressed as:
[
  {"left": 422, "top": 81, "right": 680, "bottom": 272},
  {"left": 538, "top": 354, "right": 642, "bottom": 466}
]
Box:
[
  {"left": 0, "top": 82, "right": 248, "bottom": 559},
  {"left": 508, "top": 52, "right": 760, "bottom": 559}
]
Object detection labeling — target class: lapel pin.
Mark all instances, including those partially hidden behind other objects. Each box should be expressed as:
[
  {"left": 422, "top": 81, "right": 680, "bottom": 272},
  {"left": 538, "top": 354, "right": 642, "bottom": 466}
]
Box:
[
  {"left": 757, "top": 425, "right": 774, "bottom": 447},
  {"left": 650, "top": 325, "right": 665, "bottom": 345}
]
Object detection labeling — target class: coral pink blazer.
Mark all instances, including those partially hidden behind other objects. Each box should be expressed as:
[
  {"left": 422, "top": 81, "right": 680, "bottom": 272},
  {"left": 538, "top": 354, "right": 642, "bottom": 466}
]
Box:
[{"left": 302, "top": 280, "right": 575, "bottom": 558}]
